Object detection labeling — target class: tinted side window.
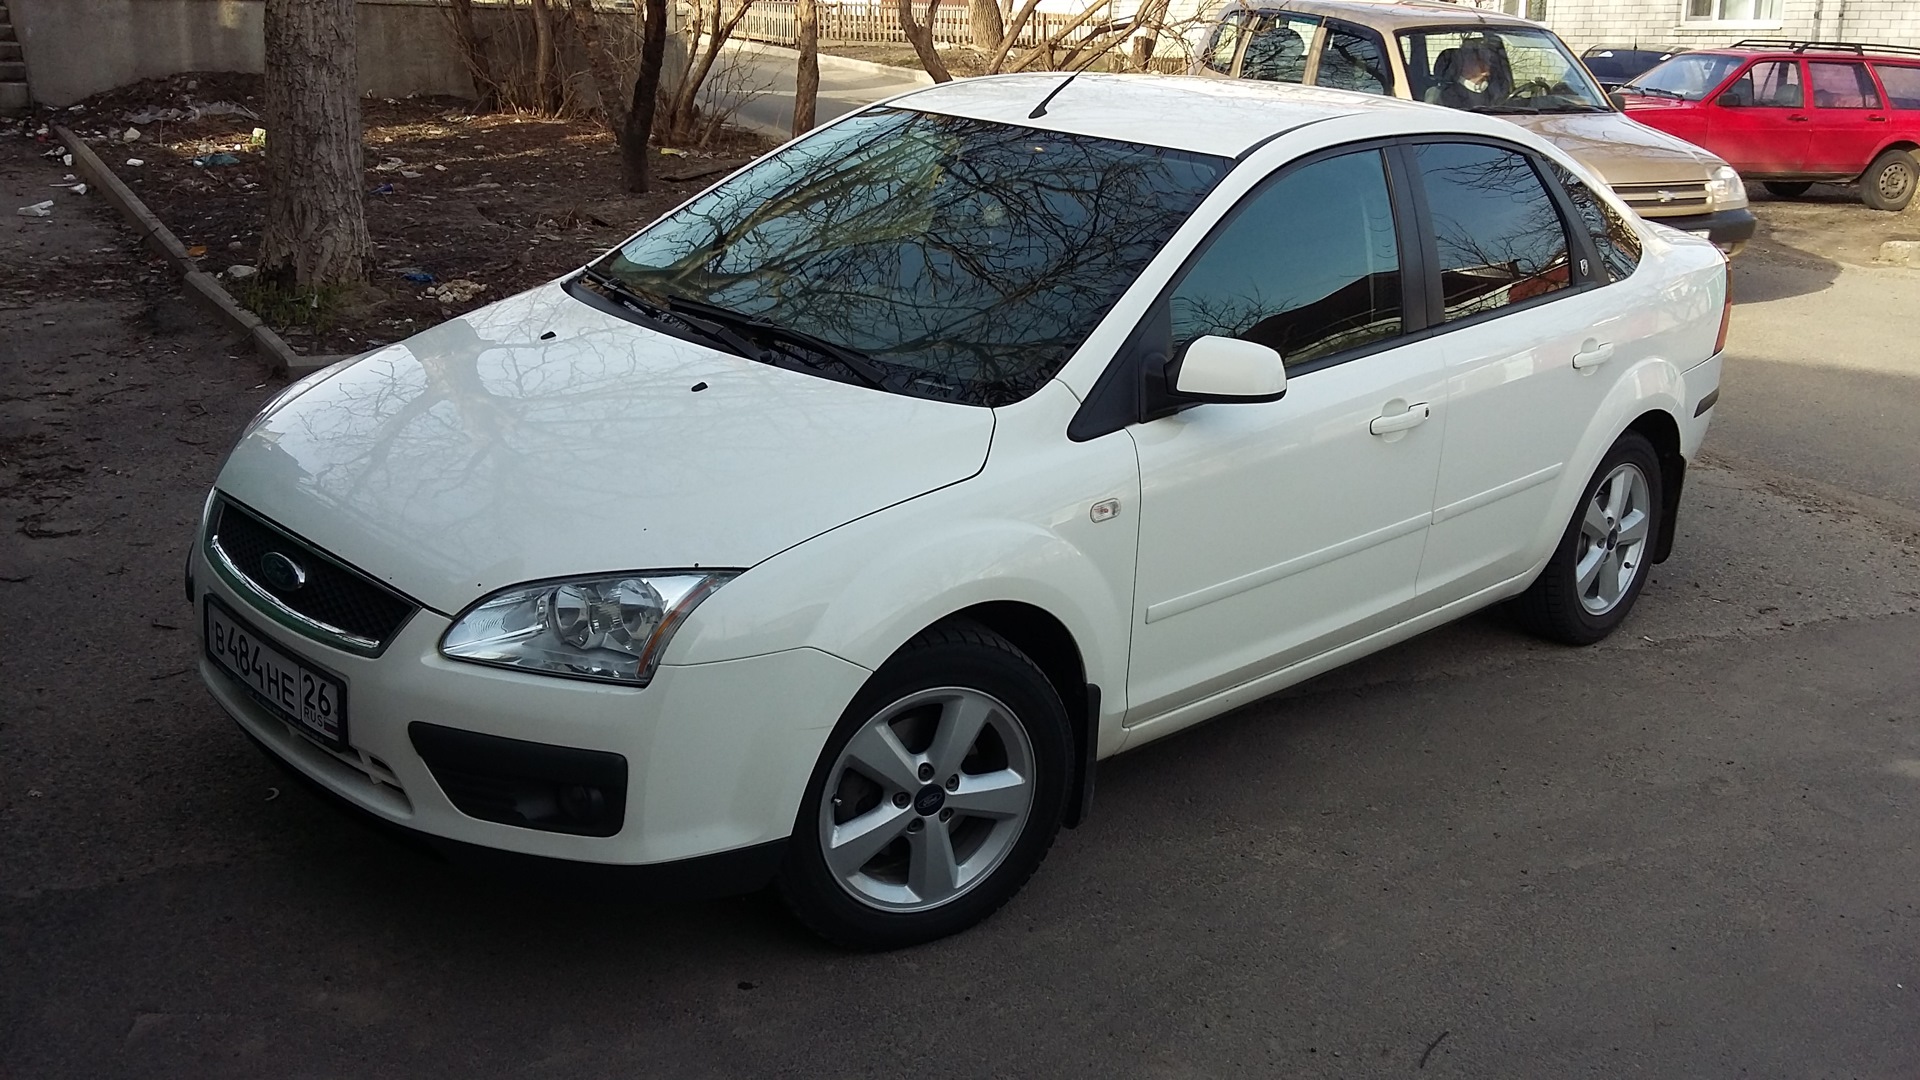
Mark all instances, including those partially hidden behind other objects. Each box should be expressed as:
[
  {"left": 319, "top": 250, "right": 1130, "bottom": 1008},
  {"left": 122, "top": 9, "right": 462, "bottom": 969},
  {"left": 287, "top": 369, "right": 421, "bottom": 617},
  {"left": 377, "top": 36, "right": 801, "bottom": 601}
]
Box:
[
  {"left": 1550, "top": 164, "right": 1642, "bottom": 283},
  {"left": 1413, "top": 142, "right": 1573, "bottom": 321},
  {"left": 1204, "top": 12, "right": 1248, "bottom": 73},
  {"left": 1169, "top": 151, "right": 1402, "bottom": 365},
  {"left": 1726, "top": 60, "right": 1803, "bottom": 108},
  {"left": 1239, "top": 13, "right": 1317, "bottom": 83},
  {"left": 1808, "top": 61, "right": 1881, "bottom": 108},
  {"left": 1316, "top": 21, "right": 1393, "bottom": 95},
  {"left": 1875, "top": 63, "right": 1920, "bottom": 109}
]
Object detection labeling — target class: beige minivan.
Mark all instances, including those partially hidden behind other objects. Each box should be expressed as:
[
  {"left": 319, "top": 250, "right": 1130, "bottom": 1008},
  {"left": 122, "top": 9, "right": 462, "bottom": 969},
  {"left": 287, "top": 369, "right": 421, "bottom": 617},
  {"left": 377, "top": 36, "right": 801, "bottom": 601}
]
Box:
[{"left": 1190, "top": 0, "right": 1756, "bottom": 252}]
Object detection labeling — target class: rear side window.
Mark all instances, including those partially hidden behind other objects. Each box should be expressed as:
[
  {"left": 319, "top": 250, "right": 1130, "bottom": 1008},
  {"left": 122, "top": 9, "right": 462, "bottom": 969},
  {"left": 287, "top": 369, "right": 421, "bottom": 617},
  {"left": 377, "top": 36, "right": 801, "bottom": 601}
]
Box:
[
  {"left": 1875, "top": 63, "right": 1920, "bottom": 109},
  {"left": 1238, "top": 13, "right": 1318, "bottom": 83},
  {"left": 1168, "top": 150, "right": 1403, "bottom": 365},
  {"left": 1204, "top": 12, "right": 1248, "bottom": 73},
  {"left": 1412, "top": 142, "right": 1574, "bottom": 321},
  {"left": 1316, "top": 21, "right": 1393, "bottom": 95},
  {"left": 1808, "top": 61, "right": 1881, "bottom": 108},
  {"left": 1725, "top": 60, "right": 1803, "bottom": 108},
  {"left": 1550, "top": 164, "right": 1642, "bottom": 283}
]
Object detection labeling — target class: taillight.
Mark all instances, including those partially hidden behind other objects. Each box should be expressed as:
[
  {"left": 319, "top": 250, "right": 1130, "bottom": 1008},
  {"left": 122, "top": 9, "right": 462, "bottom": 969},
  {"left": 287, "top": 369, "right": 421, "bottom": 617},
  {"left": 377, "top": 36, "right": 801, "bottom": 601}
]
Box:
[{"left": 1713, "top": 257, "right": 1733, "bottom": 354}]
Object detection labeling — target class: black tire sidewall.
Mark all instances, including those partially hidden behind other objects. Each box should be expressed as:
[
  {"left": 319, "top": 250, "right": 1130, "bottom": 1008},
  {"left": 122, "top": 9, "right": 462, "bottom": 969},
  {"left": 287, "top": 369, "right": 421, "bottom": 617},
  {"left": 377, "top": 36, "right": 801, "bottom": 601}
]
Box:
[
  {"left": 777, "top": 627, "right": 1072, "bottom": 950},
  {"left": 1863, "top": 150, "right": 1918, "bottom": 212},
  {"left": 1523, "top": 431, "right": 1665, "bottom": 645}
]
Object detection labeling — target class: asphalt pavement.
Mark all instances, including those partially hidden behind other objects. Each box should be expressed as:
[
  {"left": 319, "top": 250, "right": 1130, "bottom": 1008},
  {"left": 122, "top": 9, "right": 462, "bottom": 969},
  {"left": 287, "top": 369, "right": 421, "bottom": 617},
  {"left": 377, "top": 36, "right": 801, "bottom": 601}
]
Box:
[{"left": 3, "top": 140, "right": 1918, "bottom": 1078}]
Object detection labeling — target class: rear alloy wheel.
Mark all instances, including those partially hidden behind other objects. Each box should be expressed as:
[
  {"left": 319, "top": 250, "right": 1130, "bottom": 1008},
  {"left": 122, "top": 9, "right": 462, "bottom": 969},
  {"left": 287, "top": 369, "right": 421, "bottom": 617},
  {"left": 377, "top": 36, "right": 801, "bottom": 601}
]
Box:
[
  {"left": 777, "top": 621, "right": 1070, "bottom": 950},
  {"left": 1511, "top": 431, "right": 1664, "bottom": 646},
  {"left": 1763, "top": 180, "right": 1812, "bottom": 199},
  {"left": 1861, "top": 149, "right": 1918, "bottom": 212}
]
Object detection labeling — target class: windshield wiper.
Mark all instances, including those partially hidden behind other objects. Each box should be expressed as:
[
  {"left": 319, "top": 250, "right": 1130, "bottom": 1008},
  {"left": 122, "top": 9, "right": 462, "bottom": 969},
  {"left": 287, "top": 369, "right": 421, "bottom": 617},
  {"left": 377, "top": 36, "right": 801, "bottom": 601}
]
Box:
[
  {"left": 1623, "top": 85, "right": 1684, "bottom": 100},
  {"left": 577, "top": 269, "right": 767, "bottom": 363},
  {"left": 659, "top": 295, "right": 891, "bottom": 392}
]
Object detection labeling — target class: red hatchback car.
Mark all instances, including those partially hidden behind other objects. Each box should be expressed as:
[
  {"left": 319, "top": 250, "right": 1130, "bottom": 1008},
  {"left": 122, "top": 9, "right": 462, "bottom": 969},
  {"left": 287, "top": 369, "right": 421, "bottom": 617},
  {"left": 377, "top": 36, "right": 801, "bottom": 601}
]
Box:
[{"left": 1617, "top": 39, "right": 1920, "bottom": 211}]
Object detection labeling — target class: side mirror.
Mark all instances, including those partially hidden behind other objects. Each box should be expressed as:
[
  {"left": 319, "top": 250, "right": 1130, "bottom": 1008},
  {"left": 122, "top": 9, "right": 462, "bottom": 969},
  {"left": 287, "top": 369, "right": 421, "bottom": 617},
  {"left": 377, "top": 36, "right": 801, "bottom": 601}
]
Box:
[
  {"left": 1607, "top": 89, "right": 1628, "bottom": 110},
  {"left": 1172, "top": 335, "right": 1287, "bottom": 403},
  {"left": 1715, "top": 93, "right": 1743, "bottom": 107}
]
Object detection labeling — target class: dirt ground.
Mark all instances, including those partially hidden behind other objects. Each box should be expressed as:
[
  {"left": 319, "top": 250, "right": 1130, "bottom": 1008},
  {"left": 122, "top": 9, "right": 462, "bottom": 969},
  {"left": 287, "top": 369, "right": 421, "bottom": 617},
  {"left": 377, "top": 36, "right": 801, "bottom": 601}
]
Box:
[
  {"left": 1744, "top": 182, "right": 1920, "bottom": 268},
  {"left": 9, "top": 74, "right": 773, "bottom": 356}
]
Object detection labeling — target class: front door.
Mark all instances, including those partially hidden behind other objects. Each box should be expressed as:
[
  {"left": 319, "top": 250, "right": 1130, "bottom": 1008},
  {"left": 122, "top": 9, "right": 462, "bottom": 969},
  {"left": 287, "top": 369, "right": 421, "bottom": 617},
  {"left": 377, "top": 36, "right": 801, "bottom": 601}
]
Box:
[
  {"left": 1125, "top": 148, "right": 1445, "bottom": 721},
  {"left": 1706, "top": 59, "right": 1812, "bottom": 176}
]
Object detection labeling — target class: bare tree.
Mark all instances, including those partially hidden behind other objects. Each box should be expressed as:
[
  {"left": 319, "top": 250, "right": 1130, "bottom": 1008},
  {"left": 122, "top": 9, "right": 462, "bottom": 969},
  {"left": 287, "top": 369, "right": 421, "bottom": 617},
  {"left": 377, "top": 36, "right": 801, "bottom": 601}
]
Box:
[
  {"left": 259, "top": 0, "right": 368, "bottom": 288},
  {"left": 662, "top": 0, "right": 759, "bottom": 139},
  {"left": 625, "top": 0, "right": 669, "bottom": 191},
  {"left": 530, "top": 0, "right": 560, "bottom": 110},
  {"left": 967, "top": 0, "right": 1004, "bottom": 53},
  {"left": 898, "top": 0, "right": 953, "bottom": 82},
  {"left": 794, "top": 0, "right": 819, "bottom": 134},
  {"left": 442, "top": 0, "right": 500, "bottom": 109}
]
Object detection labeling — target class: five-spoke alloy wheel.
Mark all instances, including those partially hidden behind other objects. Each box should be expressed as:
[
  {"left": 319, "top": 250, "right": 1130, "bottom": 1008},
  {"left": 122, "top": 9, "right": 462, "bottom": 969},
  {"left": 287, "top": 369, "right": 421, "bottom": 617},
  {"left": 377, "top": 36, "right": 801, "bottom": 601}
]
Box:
[
  {"left": 778, "top": 621, "right": 1070, "bottom": 949},
  {"left": 1512, "top": 430, "right": 1665, "bottom": 645}
]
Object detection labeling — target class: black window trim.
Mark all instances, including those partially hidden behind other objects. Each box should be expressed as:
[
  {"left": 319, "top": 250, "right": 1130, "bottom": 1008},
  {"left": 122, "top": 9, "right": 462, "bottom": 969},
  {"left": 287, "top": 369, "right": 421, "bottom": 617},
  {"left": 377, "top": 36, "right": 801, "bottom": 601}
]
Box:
[
  {"left": 1067, "top": 137, "right": 1425, "bottom": 441},
  {"left": 1315, "top": 17, "right": 1398, "bottom": 96}
]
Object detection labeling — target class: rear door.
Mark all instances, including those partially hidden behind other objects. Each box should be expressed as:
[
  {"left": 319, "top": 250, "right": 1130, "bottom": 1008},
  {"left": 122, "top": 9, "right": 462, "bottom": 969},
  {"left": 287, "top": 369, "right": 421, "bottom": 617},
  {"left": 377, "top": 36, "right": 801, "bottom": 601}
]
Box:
[
  {"left": 1804, "top": 60, "right": 1892, "bottom": 176},
  {"left": 1706, "top": 59, "right": 1812, "bottom": 176},
  {"left": 1310, "top": 18, "right": 1396, "bottom": 95}
]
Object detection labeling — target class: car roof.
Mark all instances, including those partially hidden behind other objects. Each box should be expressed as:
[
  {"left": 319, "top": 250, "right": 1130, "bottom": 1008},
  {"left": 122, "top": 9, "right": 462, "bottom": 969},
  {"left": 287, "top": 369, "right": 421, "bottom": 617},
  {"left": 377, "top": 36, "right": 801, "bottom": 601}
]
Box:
[
  {"left": 1688, "top": 43, "right": 1920, "bottom": 62},
  {"left": 1203, "top": 0, "right": 1539, "bottom": 31},
  {"left": 890, "top": 73, "right": 1443, "bottom": 158}
]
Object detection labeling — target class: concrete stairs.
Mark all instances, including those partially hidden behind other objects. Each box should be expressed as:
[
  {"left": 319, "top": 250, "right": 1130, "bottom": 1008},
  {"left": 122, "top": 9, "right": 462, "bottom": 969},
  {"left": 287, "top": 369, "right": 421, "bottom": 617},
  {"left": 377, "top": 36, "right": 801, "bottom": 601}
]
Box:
[{"left": 0, "top": 1, "right": 27, "bottom": 115}]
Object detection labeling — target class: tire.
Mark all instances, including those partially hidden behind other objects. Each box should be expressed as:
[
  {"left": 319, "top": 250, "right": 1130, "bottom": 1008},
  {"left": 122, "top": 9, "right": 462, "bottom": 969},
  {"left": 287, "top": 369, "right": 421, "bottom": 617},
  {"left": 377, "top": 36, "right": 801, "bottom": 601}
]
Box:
[
  {"left": 1860, "top": 149, "right": 1918, "bottom": 212},
  {"left": 1510, "top": 431, "right": 1664, "bottom": 646},
  {"left": 1763, "top": 180, "right": 1812, "bottom": 199},
  {"left": 776, "top": 620, "right": 1071, "bottom": 950}
]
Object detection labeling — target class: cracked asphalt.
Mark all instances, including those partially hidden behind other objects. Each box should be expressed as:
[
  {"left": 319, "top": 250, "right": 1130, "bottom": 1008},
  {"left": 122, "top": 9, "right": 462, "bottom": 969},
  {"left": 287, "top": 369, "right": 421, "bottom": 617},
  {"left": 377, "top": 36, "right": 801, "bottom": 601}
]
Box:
[{"left": 3, "top": 139, "right": 1918, "bottom": 1077}]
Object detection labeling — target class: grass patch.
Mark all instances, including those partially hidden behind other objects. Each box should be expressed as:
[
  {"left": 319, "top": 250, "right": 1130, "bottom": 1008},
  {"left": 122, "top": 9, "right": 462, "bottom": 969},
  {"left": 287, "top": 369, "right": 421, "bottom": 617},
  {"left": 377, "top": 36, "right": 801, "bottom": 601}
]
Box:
[{"left": 234, "top": 278, "right": 355, "bottom": 333}]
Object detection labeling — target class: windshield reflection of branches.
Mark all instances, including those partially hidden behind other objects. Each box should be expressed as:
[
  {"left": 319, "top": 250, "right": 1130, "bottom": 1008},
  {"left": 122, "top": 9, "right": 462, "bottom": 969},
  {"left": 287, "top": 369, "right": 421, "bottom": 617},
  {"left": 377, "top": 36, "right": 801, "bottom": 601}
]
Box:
[
  {"left": 600, "top": 109, "right": 1225, "bottom": 405},
  {"left": 1419, "top": 145, "right": 1572, "bottom": 318}
]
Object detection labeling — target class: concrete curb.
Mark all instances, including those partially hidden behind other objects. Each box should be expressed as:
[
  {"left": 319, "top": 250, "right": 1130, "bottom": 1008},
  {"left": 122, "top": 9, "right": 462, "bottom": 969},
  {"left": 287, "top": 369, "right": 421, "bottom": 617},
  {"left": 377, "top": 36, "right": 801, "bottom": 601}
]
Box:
[{"left": 53, "top": 125, "right": 315, "bottom": 375}]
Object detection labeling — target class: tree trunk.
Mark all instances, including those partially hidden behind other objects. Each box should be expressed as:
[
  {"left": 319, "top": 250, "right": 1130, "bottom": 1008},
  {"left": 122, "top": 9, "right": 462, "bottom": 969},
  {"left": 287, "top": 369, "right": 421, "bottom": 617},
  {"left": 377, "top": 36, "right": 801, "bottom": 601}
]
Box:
[
  {"left": 898, "top": 0, "right": 952, "bottom": 82},
  {"left": 259, "top": 0, "right": 368, "bottom": 289},
  {"left": 793, "top": 0, "right": 819, "bottom": 134},
  {"left": 530, "top": 0, "right": 558, "bottom": 111},
  {"left": 567, "top": 0, "right": 625, "bottom": 129},
  {"left": 665, "top": 0, "right": 756, "bottom": 139},
  {"left": 444, "top": 0, "right": 499, "bottom": 110},
  {"left": 967, "top": 0, "right": 1004, "bottom": 53},
  {"left": 624, "top": 0, "right": 669, "bottom": 192},
  {"left": 986, "top": 0, "right": 1044, "bottom": 72}
]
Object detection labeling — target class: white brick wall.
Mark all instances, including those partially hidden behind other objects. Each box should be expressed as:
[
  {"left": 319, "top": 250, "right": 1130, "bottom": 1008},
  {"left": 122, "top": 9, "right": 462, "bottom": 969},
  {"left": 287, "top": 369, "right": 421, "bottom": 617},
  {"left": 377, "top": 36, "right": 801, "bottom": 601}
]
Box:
[{"left": 1543, "top": 0, "right": 1920, "bottom": 52}]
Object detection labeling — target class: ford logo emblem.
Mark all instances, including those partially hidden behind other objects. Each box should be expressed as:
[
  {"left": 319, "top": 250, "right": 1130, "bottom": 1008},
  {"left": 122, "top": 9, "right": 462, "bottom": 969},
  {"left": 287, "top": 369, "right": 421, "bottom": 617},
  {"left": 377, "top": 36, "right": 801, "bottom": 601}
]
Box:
[{"left": 259, "top": 551, "right": 308, "bottom": 592}]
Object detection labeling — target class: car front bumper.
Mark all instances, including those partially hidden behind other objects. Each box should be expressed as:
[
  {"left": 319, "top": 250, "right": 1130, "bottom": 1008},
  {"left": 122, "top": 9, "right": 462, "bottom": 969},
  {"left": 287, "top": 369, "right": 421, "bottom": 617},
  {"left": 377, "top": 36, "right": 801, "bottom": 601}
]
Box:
[
  {"left": 192, "top": 540, "right": 871, "bottom": 887},
  {"left": 1645, "top": 207, "right": 1757, "bottom": 254}
]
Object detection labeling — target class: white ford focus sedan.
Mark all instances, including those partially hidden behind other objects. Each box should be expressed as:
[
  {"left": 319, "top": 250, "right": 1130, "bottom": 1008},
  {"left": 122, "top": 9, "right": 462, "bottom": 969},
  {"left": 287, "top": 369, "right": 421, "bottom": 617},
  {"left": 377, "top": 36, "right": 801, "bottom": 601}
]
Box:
[{"left": 193, "top": 74, "right": 1728, "bottom": 949}]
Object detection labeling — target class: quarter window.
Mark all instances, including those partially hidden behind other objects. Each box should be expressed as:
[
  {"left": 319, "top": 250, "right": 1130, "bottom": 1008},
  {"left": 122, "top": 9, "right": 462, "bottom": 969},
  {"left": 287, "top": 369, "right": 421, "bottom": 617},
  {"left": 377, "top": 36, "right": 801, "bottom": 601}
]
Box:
[
  {"left": 1316, "top": 22, "right": 1393, "bottom": 95},
  {"left": 1874, "top": 63, "right": 1920, "bottom": 109},
  {"left": 1551, "top": 165, "right": 1642, "bottom": 283},
  {"left": 1169, "top": 151, "right": 1403, "bottom": 366},
  {"left": 1412, "top": 142, "right": 1574, "bottom": 321},
  {"left": 1808, "top": 61, "right": 1882, "bottom": 109},
  {"left": 1204, "top": 12, "right": 1248, "bottom": 73},
  {"left": 1238, "top": 13, "right": 1318, "bottom": 83}
]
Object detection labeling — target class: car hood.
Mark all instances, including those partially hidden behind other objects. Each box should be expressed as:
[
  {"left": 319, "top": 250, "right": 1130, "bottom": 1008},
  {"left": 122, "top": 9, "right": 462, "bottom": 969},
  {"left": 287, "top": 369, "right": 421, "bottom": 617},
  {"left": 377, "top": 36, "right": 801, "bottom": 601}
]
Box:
[
  {"left": 217, "top": 281, "right": 996, "bottom": 616},
  {"left": 1504, "top": 111, "right": 1722, "bottom": 185}
]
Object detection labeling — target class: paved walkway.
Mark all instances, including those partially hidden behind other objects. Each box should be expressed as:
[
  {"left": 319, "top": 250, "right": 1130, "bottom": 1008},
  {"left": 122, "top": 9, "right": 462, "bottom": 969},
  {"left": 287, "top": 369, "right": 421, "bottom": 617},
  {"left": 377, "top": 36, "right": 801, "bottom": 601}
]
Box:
[{"left": 718, "top": 40, "right": 932, "bottom": 140}]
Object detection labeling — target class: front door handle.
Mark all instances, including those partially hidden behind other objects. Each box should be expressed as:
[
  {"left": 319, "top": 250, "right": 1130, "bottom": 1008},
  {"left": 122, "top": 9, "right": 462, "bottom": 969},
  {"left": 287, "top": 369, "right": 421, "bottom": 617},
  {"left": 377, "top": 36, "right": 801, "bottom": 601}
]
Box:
[
  {"left": 1573, "top": 342, "right": 1615, "bottom": 370},
  {"left": 1787, "top": 114, "right": 1810, "bottom": 122},
  {"left": 1868, "top": 114, "right": 1889, "bottom": 122},
  {"left": 1369, "top": 402, "right": 1430, "bottom": 436}
]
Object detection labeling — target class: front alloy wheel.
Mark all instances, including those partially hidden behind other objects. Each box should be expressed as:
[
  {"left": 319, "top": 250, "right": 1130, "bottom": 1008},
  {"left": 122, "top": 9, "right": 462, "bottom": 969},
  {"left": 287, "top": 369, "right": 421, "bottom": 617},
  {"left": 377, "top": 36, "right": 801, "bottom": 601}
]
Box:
[{"left": 778, "top": 621, "right": 1070, "bottom": 949}]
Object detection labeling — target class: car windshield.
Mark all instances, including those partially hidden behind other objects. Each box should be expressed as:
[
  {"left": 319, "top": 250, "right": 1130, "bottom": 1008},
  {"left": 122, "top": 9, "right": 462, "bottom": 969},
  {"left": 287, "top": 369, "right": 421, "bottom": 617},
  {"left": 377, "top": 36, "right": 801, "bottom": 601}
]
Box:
[
  {"left": 592, "top": 108, "right": 1228, "bottom": 406},
  {"left": 1398, "top": 26, "right": 1612, "bottom": 113},
  {"left": 1622, "top": 53, "right": 1745, "bottom": 101}
]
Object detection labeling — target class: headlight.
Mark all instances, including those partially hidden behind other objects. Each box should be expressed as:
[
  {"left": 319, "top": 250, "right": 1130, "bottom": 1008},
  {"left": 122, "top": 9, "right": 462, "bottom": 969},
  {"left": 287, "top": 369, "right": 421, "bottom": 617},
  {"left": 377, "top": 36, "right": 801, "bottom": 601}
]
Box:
[
  {"left": 240, "top": 355, "right": 359, "bottom": 439},
  {"left": 1706, "top": 164, "right": 1747, "bottom": 210},
  {"left": 440, "top": 571, "right": 737, "bottom": 685}
]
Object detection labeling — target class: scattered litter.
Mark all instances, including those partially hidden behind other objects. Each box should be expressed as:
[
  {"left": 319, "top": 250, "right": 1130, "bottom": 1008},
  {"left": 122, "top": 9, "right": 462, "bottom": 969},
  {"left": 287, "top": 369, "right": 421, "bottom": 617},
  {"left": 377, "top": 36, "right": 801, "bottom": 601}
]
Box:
[
  {"left": 124, "top": 158, "right": 144, "bottom": 167},
  {"left": 191, "top": 152, "right": 242, "bottom": 168},
  {"left": 373, "top": 157, "right": 406, "bottom": 173},
  {"left": 454, "top": 181, "right": 501, "bottom": 192},
  {"left": 186, "top": 244, "right": 207, "bottom": 257},
  {"left": 226, "top": 264, "right": 258, "bottom": 281},
  {"left": 40, "top": 144, "right": 62, "bottom": 158},
  {"left": 396, "top": 268, "right": 436, "bottom": 283},
  {"left": 47, "top": 174, "right": 78, "bottom": 185},
  {"left": 427, "top": 279, "right": 486, "bottom": 304},
  {"left": 66, "top": 183, "right": 88, "bottom": 196},
  {"left": 399, "top": 169, "right": 423, "bottom": 179},
  {"left": 368, "top": 182, "right": 396, "bottom": 196},
  {"left": 62, "top": 153, "right": 73, "bottom": 167},
  {"left": 247, "top": 127, "right": 267, "bottom": 148},
  {"left": 228, "top": 241, "right": 244, "bottom": 251},
  {"left": 433, "top": 164, "right": 447, "bottom": 172},
  {"left": 122, "top": 127, "right": 142, "bottom": 142},
  {"left": 16, "top": 201, "right": 54, "bottom": 217},
  {"left": 35, "top": 125, "right": 49, "bottom": 137},
  {"left": 659, "top": 147, "right": 690, "bottom": 157}
]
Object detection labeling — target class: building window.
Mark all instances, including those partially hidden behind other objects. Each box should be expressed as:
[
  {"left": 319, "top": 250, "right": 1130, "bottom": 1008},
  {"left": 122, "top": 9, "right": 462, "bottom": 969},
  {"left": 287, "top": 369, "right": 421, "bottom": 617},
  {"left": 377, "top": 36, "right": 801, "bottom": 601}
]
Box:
[{"left": 1683, "top": 0, "right": 1783, "bottom": 24}]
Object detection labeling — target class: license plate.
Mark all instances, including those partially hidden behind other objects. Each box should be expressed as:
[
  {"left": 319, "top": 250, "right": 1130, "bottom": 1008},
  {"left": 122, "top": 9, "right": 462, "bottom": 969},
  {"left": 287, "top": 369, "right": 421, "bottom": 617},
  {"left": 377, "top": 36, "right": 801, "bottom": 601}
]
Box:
[{"left": 205, "top": 596, "right": 349, "bottom": 750}]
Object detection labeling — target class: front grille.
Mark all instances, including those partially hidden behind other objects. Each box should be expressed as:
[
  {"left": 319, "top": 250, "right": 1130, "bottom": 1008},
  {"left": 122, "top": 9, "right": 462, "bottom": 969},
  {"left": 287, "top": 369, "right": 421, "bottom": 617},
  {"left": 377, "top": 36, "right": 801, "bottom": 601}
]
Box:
[
  {"left": 209, "top": 498, "right": 417, "bottom": 652},
  {"left": 1611, "top": 181, "right": 1711, "bottom": 216}
]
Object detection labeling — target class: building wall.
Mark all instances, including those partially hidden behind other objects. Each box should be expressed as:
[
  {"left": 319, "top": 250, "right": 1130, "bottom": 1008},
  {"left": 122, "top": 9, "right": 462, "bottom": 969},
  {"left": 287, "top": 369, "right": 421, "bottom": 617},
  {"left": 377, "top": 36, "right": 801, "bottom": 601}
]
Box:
[{"left": 1543, "top": 0, "right": 1920, "bottom": 52}]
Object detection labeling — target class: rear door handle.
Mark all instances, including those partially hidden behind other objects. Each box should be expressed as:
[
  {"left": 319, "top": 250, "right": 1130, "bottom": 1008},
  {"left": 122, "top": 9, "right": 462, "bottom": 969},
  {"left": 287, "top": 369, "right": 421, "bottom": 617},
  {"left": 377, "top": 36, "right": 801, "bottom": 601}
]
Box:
[
  {"left": 1787, "top": 114, "right": 1810, "bottom": 122},
  {"left": 1369, "top": 402, "right": 1430, "bottom": 436},
  {"left": 1868, "top": 114, "right": 1889, "bottom": 122},
  {"left": 1573, "top": 342, "right": 1615, "bottom": 370}
]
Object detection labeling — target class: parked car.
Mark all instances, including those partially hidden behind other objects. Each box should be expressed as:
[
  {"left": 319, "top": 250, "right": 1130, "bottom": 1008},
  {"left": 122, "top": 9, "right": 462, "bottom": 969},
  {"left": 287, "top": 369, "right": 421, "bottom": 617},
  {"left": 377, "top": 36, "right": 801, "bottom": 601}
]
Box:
[
  {"left": 193, "top": 74, "right": 1729, "bottom": 949},
  {"left": 1189, "top": 0, "right": 1756, "bottom": 253},
  {"left": 1581, "top": 45, "right": 1683, "bottom": 91},
  {"left": 1617, "top": 39, "right": 1920, "bottom": 211}
]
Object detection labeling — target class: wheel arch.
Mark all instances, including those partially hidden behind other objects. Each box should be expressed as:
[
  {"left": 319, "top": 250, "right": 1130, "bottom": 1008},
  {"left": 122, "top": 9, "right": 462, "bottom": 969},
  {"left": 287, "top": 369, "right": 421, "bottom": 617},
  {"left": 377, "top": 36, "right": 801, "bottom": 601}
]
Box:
[{"left": 1625, "top": 408, "right": 1686, "bottom": 564}]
